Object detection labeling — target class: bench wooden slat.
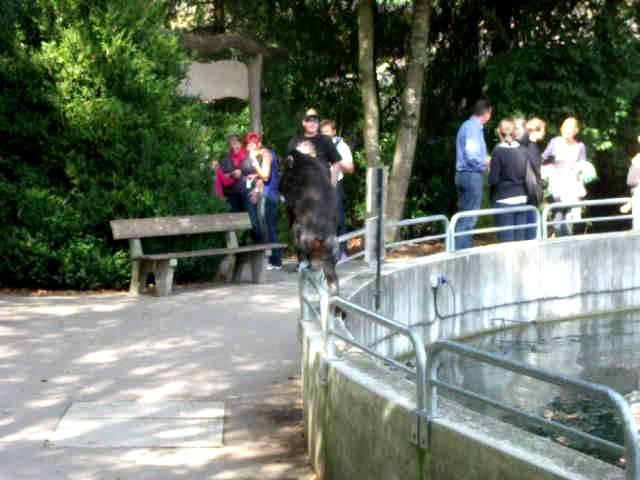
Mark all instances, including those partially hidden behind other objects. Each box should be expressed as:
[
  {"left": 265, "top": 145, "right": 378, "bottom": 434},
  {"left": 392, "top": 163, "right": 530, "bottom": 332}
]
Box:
[
  {"left": 137, "top": 243, "right": 286, "bottom": 261},
  {"left": 110, "top": 213, "right": 252, "bottom": 240}
]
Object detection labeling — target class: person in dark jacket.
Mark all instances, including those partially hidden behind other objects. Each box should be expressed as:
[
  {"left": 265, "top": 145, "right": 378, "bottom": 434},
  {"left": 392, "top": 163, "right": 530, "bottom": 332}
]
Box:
[
  {"left": 515, "top": 117, "right": 546, "bottom": 239},
  {"left": 489, "top": 119, "right": 529, "bottom": 242}
]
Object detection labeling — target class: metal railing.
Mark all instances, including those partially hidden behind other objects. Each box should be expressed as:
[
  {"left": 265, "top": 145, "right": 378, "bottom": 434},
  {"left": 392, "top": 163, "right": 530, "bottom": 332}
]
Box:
[
  {"left": 336, "top": 228, "right": 366, "bottom": 265},
  {"left": 299, "top": 269, "right": 430, "bottom": 447},
  {"left": 385, "top": 214, "right": 449, "bottom": 251},
  {"left": 300, "top": 266, "right": 640, "bottom": 474},
  {"left": 335, "top": 196, "right": 640, "bottom": 263},
  {"left": 542, "top": 197, "right": 634, "bottom": 239},
  {"left": 447, "top": 205, "right": 541, "bottom": 251},
  {"left": 427, "top": 340, "right": 640, "bottom": 479}
]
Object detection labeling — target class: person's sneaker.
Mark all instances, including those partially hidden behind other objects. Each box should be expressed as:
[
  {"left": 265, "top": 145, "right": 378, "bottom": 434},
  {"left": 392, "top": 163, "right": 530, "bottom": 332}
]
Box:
[{"left": 266, "top": 263, "right": 282, "bottom": 271}]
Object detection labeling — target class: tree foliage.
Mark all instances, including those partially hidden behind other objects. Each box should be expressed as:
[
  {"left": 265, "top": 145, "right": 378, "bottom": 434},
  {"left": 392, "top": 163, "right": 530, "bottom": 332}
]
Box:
[
  {"left": 1, "top": 0, "right": 639, "bottom": 288},
  {"left": 0, "top": 0, "right": 225, "bottom": 289}
]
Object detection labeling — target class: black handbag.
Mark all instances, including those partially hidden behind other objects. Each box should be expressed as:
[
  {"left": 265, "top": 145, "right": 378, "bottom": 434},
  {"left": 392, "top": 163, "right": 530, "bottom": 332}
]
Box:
[{"left": 524, "top": 157, "right": 543, "bottom": 206}]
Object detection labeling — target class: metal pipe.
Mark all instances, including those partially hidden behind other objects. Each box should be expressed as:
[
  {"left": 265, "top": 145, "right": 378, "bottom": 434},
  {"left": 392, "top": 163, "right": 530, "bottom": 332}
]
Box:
[
  {"left": 386, "top": 233, "right": 448, "bottom": 250},
  {"left": 448, "top": 205, "right": 540, "bottom": 252},
  {"left": 428, "top": 340, "right": 640, "bottom": 479},
  {"left": 541, "top": 198, "right": 631, "bottom": 239},
  {"left": 330, "top": 297, "right": 428, "bottom": 413},
  {"left": 432, "top": 379, "right": 625, "bottom": 457},
  {"left": 375, "top": 168, "right": 384, "bottom": 311},
  {"left": 386, "top": 214, "right": 449, "bottom": 230},
  {"left": 329, "top": 329, "right": 416, "bottom": 377}
]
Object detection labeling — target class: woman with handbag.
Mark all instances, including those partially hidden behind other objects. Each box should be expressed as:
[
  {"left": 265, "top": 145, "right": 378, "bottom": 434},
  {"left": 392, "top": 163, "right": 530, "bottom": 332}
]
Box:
[
  {"left": 516, "top": 117, "right": 546, "bottom": 239},
  {"left": 244, "top": 132, "right": 282, "bottom": 268}
]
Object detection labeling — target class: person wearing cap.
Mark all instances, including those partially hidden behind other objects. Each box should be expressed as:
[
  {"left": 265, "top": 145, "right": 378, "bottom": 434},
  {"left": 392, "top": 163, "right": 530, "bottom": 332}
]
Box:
[
  {"left": 285, "top": 108, "right": 343, "bottom": 178},
  {"left": 320, "top": 119, "right": 354, "bottom": 259},
  {"left": 283, "top": 108, "right": 343, "bottom": 272}
]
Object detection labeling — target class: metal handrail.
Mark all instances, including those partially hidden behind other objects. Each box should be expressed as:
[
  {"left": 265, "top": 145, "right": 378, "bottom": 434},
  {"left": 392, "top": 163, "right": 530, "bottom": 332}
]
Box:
[
  {"left": 336, "top": 228, "right": 366, "bottom": 265},
  {"left": 299, "top": 268, "right": 429, "bottom": 446},
  {"left": 427, "top": 339, "right": 640, "bottom": 478},
  {"left": 447, "top": 205, "right": 541, "bottom": 251},
  {"left": 385, "top": 214, "right": 449, "bottom": 250},
  {"left": 542, "top": 197, "right": 633, "bottom": 239},
  {"left": 328, "top": 296, "right": 429, "bottom": 447}
]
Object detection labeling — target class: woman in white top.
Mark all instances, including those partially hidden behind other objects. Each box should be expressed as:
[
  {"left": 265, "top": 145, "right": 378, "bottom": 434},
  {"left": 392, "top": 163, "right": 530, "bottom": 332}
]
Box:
[{"left": 542, "top": 117, "right": 588, "bottom": 236}]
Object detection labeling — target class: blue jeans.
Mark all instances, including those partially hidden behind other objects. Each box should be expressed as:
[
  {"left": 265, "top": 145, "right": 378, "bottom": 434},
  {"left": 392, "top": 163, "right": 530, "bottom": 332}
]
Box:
[
  {"left": 455, "top": 171, "right": 484, "bottom": 250},
  {"left": 226, "top": 192, "right": 262, "bottom": 243},
  {"left": 525, "top": 209, "right": 538, "bottom": 240},
  {"left": 264, "top": 196, "right": 282, "bottom": 267},
  {"left": 494, "top": 203, "right": 528, "bottom": 242}
]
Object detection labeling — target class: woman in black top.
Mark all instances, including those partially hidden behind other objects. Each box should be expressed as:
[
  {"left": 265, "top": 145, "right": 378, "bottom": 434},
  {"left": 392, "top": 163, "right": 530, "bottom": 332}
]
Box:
[
  {"left": 488, "top": 118, "right": 528, "bottom": 242},
  {"left": 517, "top": 117, "right": 546, "bottom": 239}
]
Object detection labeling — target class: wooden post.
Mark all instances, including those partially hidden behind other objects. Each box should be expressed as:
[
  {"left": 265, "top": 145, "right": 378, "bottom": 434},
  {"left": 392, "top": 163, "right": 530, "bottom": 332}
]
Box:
[
  {"left": 247, "top": 54, "right": 263, "bottom": 134},
  {"left": 217, "top": 231, "right": 239, "bottom": 281},
  {"left": 128, "top": 239, "right": 144, "bottom": 295}
]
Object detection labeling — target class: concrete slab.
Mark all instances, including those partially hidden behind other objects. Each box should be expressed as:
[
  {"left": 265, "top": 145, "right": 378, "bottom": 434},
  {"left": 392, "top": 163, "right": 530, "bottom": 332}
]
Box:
[{"left": 49, "top": 401, "right": 224, "bottom": 448}]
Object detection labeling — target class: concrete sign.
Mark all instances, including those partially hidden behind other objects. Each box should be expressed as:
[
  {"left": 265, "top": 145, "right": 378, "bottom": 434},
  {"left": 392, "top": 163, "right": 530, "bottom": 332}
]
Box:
[{"left": 179, "top": 60, "right": 249, "bottom": 101}]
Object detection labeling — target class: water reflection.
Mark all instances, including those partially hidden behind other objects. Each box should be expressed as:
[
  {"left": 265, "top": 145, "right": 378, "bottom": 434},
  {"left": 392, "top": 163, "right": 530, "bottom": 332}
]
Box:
[{"left": 436, "top": 310, "right": 640, "bottom": 464}]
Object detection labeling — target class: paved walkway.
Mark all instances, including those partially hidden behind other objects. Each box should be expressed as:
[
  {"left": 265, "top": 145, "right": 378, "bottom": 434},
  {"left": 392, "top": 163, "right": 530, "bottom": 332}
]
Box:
[{"left": 0, "top": 267, "right": 314, "bottom": 480}]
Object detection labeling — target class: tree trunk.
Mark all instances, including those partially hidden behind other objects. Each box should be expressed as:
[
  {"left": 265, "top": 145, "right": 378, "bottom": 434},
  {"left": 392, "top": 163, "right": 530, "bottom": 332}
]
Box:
[
  {"left": 385, "top": 0, "right": 432, "bottom": 235},
  {"left": 358, "top": 0, "right": 383, "bottom": 269},
  {"left": 358, "top": 0, "right": 380, "bottom": 168}
]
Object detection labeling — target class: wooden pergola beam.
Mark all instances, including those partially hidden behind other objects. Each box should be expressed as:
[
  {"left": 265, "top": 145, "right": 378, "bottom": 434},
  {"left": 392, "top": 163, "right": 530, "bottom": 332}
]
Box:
[{"left": 179, "top": 32, "right": 287, "bottom": 58}]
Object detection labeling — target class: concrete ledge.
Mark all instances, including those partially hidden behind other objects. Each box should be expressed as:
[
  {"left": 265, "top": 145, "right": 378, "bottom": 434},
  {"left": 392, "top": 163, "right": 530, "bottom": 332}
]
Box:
[
  {"left": 301, "top": 232, "right": 640, "bottom": 479},
  {"left": 300, "top": 319, "right": 621, "bottom": 479},
  {"left": 340, "top": 232, "right": 640, "bottom": 357}
]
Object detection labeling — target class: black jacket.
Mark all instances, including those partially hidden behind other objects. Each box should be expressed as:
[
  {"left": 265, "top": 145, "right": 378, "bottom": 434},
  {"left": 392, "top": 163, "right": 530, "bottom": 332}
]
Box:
[{"left": 489, "top": 143, "right": 527, "bottom": 202}]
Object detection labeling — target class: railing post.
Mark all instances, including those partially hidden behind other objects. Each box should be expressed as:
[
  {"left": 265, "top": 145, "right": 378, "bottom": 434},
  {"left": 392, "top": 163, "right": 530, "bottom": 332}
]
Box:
[
  {"left": 633, "top": 193, "right": 640, "bottom": 232},
  {"left": 425, "top": 345, "right": 439, "bottom": 420},
  {"left": 299, "top": 271, "right": 310, "bottom": 322},
  {"left": 541, "top": 204, "right": 551, "bottom": 239},
  {"left": 534, "top": 208, "right": 542, "bottom": 240},
  {"left": 365, "top": 167, "right": 387, "bottom": 271},
  {"left": 447, "top": 214, "right": 459, "bottom": 252}
]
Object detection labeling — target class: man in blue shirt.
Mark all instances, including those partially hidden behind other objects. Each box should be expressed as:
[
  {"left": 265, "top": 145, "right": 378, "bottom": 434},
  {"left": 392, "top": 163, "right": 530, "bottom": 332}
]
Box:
[{"left": 454, "top": 99, "right": 492, "bottom": 249}]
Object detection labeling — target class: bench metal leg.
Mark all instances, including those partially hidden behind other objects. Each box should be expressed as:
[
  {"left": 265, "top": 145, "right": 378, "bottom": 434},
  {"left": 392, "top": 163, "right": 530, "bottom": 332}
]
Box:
[
  {"left": 250, "top": 251, "right": 266, "bottom": 284},
  {"left": 155, "top": 259, "right": 177, "bottom": 296}
]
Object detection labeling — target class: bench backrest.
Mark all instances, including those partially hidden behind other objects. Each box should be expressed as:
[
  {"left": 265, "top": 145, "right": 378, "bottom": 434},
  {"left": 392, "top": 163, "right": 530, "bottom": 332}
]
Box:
[{"left": 110, "top": 212, "right": 252, "bottom": 240}]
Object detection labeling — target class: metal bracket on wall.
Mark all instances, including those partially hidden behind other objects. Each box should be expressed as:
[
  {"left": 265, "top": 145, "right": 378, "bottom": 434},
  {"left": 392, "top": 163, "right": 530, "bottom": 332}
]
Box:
[{"left": 410, "top": 411, "right": 430, "bottom": 449}]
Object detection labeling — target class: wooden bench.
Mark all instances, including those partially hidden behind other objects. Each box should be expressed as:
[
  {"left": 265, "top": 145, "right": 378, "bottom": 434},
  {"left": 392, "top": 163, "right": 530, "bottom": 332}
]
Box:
[{"left": 110, "top": 213, "right": 285, "bottom": 296}]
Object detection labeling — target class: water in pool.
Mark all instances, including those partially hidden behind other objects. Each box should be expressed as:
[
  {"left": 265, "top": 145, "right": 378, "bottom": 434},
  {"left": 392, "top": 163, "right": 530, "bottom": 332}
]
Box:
[{"left": 436, "top": 310, "right": 640, "bottom": 465}]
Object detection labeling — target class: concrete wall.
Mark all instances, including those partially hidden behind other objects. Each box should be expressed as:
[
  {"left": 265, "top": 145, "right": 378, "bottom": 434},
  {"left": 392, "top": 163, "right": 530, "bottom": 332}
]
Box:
[
  {"left": 342, "top": 231, "right": 640, "bottom": 358},
  {"left": 301, "top": 232, "right": 640, "bottom": 479}
]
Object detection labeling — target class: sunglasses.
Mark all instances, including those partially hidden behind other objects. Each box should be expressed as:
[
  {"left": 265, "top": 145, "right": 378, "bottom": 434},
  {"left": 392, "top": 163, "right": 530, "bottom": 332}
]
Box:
[{"left": 304, "top": 115, "right": 319, "bottom": 123}]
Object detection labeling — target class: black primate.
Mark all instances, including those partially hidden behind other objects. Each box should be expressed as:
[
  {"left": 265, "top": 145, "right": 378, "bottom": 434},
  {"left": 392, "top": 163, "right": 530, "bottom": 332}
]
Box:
[{"left": 280, "top": 144, "right": 339, "bottom": 293}]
